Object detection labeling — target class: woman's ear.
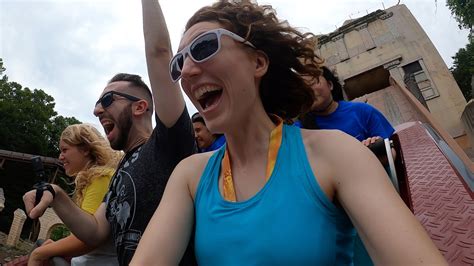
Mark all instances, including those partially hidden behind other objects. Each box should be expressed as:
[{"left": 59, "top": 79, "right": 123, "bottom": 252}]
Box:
[
  {"left": 79, "top": 146, "right": 90, "bottom": 158},
  {"left": 254, "top": 50, "right": 269, "bottom": 79}
]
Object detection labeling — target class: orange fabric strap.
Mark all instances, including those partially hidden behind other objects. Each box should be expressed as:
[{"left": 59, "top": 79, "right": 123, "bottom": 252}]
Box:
[{"left": 222, "top": 118, "right": 283, "bottom": 202}]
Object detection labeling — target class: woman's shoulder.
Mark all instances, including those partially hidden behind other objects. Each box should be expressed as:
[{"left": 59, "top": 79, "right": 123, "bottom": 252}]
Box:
[
  {"left": 93, "top": 166, "right": 115, "bottom": 179},
  {"left": 300, "top": 128, "right": 368, "bottom": 161},
  {"left": 301, "top": 128, "right": 352, "bottom": 145},
  {"left": 174, "top": 150, "right": 220, "bottom": 195},
  {"left": 180, "top": 151, "right": 215, "bottom": 170},
  {"left": 81, "top": 166, "right": 115, "bottom": 187},
  {"left": 85, "top": 167, "right": 114, "bottom": 186},
  {"left": 300, "top": 128, "right": 380, "bottom": 188}
]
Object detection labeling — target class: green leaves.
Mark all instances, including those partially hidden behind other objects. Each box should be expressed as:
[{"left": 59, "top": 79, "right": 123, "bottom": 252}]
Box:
[
  {"left": 47, "top": 115, "right": 81, "bottom": 156},
  {"left": 0, "top": 58, "right": 81, "bottom": 157},
  {"left": 450, "top": 40, "right": 474, "bottom": 101},
  {"left": 446, "top": 0, "right": 474, "bottom": 31}
]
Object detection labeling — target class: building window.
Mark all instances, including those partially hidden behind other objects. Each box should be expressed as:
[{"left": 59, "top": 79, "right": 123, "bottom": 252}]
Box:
[{"left": 402, "top": 60, "right": 439, "bottom": 100}]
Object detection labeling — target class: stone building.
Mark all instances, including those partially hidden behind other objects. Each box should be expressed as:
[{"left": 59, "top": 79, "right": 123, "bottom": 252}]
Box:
[{"left": 316, "top": 4, "right": 469, "bottom": 147}]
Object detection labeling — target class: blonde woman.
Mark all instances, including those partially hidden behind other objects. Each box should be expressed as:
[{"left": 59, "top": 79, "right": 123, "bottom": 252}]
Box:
[{"left": 29, "top": 124, "right": 121, "bottom": 266}]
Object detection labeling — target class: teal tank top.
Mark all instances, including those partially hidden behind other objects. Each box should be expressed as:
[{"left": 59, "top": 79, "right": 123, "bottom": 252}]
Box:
[{"left": 194, "top": 124, "right": 355, "bottom": 265}]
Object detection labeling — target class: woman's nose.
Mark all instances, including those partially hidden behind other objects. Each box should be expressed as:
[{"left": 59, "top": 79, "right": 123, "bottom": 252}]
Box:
[{"left": 180, "top": 56, "right": 202, "bottom": 80}]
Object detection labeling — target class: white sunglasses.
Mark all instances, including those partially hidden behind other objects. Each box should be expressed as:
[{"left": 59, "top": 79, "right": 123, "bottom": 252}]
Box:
[{"left": 169, "top": 28, "right": 256, "bottom": 82}]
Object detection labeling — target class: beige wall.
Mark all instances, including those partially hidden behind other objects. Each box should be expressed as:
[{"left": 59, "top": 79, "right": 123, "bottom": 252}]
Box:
[{"left": 317, "top": 4, "right": 467, "bottom": 137}]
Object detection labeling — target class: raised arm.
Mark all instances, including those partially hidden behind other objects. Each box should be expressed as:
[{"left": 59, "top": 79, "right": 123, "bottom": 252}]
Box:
[
  {"left": 142, "top": 0, "right": 185, "bottom": 127},
  {"left": 312, "top": 131, "right": 446, "bottom": 265},
  {"left": 23, "top": 186, "right": 110, "bottom": 248},
  {"left": 130, "top": 156, "right": 199, "bottom": 266}
]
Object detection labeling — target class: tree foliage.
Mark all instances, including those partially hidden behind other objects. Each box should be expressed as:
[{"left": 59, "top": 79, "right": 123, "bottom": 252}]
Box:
[
  {"left": 0, "top": 58, "right": 81, "bottom": 157},
  {"left": 445, "top": 0, "right": 473, "bottom": 101},
  {"left": 446, "top": 0, "right": 473, "bottom": 35},
  {"left": 450, "top": 40, "right": 474, "bottom": 101}
]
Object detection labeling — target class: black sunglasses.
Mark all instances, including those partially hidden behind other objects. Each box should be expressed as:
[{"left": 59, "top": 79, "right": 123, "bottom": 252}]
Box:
[
  {"left": 169, "top": 28, "right": 255, "bottom": 82},
  {"left": 95, "top": 91, "right": 142, "bottom": 108}
]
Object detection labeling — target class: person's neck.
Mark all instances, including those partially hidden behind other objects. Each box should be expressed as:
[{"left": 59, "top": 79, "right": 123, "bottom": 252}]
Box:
[
  {"left": 224, "top": 108, "right": 276, "bottom": 168},
  {"left": 123, "top": 126, "right": 152, "bottom": 153},
  {"left": 124, "top": 137, "right": 147, "bottom": 153},
  {"left": 315, "top": 100, "right": 339, "bottom": 116}
]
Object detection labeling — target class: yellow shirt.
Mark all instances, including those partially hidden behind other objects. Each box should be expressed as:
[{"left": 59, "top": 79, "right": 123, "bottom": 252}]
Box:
[{"left": 80, "top": 168, "right": 114, "bottom": 214}]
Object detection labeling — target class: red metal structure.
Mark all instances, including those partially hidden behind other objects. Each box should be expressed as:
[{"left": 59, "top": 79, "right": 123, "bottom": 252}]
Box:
[{"left": 393, "top": 122, "right": 473, "bottom": 265}]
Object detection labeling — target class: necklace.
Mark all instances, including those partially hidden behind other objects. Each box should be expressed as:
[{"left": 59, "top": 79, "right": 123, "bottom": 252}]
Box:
[{"left": 222, "top": 117, "right": 283, "bottom": 202}]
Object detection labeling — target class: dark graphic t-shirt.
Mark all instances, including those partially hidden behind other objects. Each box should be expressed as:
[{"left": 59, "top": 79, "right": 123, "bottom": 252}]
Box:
[{"left": 104, "top": 108, "right": 197, "bottom": 266}]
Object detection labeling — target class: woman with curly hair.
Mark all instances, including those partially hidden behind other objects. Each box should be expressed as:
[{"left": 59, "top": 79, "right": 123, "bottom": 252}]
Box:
[
  {"left": 29, "top": 124, "right": 121, "bottom": 266},
  {"left": 131, "top": 1, "right": 445, "bottom": 265}
]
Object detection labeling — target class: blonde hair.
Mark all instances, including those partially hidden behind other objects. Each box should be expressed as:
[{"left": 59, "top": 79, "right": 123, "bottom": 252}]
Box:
[{"left": 60, "top": 124, "right": 122, "bottom": 205}]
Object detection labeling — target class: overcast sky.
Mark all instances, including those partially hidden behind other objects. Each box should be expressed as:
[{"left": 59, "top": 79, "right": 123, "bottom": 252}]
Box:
[{"left": 0, "top": 0, "right": 470, "bottom": 130}]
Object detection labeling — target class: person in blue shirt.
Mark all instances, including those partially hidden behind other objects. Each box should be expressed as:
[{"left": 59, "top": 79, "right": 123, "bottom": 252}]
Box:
[
  {"left": 192, "top": 112, "right": 226, "bottom": 152},
  {"left": 297, "top": 66, "right": 395, "bottom": 147},
  {"left": 297, "top": 66, "right": 395, "bottom": 266}
]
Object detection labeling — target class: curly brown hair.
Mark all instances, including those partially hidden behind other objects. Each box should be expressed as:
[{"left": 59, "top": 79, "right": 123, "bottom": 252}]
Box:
[
  {"left": 60, "top": 124, "right": 122, "bottom": 205},
  {"left": 185, "top": 0, "right": 322, "bottom": 119}
]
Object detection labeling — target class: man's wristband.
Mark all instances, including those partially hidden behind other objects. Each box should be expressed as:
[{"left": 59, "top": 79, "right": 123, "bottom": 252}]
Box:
[{"left": 33, "top": 182, "right": 56, "bottom": 205}]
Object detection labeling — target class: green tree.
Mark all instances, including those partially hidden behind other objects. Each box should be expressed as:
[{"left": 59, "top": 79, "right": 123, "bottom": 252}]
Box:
[
  {"left": 0, "top": 58, "right": 81, "bottom": 157},
  {"left": 450, "top": 40, "right": 474, "bottom": 100},
  {"left": 47, "top": 115, "right": 82, "bottom": 156},
  {"left": 446, "top": 0, "right": 473, "bottom": 36},
  {"left": 444, "top": 0, "right": 473, "bottom": 100}
]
